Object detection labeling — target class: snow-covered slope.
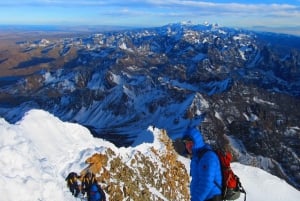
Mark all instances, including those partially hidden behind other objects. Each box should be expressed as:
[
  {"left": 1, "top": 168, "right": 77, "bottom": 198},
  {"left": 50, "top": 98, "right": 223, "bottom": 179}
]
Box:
[
  {"left": 0, "top": 109, "right": 299, "bottom": 201},
  {"left": 0, "top": 109, "right": 112, "bottom": 201},
  {"left": 1, "top": 23, "right": 300, "bottom": 188}
]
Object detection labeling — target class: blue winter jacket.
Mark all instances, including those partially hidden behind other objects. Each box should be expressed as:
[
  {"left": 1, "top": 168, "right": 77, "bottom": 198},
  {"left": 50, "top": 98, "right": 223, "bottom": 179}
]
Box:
[{"left": 184, "top": 128, "right": 222, "bottom": 201}]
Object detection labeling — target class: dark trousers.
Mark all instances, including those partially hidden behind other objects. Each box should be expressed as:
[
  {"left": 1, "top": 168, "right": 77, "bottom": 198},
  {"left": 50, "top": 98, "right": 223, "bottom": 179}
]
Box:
[
  {"left": 205, "top": 194, "right": 222, "bottom": 201},
  {"left": 70, "top": 184, "right": 80, "bottom": 197}
]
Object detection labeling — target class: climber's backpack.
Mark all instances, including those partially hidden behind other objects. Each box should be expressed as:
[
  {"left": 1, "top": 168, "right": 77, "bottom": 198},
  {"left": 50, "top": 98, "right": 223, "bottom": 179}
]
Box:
[
  {"left": 65, "top": 172, "right": 80, "bottom": 197},
  {"left": 198, "top": 148, "right": 246, "bottom": 201}
]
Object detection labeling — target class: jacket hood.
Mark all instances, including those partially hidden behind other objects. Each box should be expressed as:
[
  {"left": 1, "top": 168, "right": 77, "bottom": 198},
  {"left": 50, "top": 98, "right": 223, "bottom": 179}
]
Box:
[{"left": 184, "top": 127, "right": 205, "bottom": 150}]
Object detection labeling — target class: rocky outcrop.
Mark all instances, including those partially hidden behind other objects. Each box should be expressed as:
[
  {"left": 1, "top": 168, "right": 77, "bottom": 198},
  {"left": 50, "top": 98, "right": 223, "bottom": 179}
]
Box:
[
  {"left": 79, "top": 129, "right": 190, "bottom": 201},
  {"left": 0, "top": 23, "right": 299, "bottom": 189}
]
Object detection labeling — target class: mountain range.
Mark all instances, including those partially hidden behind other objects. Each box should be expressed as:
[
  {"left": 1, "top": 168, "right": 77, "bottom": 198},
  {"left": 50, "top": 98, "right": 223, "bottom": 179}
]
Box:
[{"left": 0, "top": 22, "right": 299, "bottom": 189}]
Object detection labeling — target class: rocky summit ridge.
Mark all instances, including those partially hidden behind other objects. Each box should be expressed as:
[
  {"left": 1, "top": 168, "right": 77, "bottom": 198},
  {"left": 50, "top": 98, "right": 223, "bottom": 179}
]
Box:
[
  {"left": 0, "top": 23, "right": 299, "bottom": 189},
  {"left": 77, "top": 128, "right": 190, "bottom": 201}
]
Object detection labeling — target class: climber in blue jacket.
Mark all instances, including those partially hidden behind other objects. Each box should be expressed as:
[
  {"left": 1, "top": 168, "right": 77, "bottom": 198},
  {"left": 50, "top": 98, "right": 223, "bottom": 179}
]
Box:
[{"left": 183, "top": 127, "right": 222, "bottom": 201}]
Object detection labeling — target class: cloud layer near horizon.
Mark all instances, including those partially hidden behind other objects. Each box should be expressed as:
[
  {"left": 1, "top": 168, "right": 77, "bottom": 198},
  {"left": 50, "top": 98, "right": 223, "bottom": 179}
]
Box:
[{"left": 0, "top": 0, "right": 299, "bottom": 27}]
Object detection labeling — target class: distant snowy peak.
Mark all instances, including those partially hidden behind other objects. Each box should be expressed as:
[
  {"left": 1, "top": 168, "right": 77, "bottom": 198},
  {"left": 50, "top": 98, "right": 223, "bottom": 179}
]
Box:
[{"left": 1, "top": 23, "right": 300, "bottom": 189}]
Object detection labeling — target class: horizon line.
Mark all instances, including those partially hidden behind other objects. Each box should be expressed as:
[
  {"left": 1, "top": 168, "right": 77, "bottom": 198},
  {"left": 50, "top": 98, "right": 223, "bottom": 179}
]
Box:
[{"left": 0, "top": 23, "right": 299, "bottom": 36}]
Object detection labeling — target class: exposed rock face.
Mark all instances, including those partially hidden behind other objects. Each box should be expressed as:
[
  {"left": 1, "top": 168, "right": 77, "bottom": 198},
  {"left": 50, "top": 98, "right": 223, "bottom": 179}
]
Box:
[
  {"left": 0, "top": 23, "right": 299, "bottom": 189},
  {"left": 79, "top": 129, "right": 190, "bottom": 201},
  {"left": 201, "top": 82, "right": 300, "bottom": 188}
]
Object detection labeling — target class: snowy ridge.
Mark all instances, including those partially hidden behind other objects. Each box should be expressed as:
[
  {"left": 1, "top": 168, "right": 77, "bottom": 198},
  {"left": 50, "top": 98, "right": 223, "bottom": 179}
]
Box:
[
  {"left": 0, "top": 109, "right": 115, "bottom": 201},
  {"left": 0, "top": 109, "right": 299, "bottom": 201}
]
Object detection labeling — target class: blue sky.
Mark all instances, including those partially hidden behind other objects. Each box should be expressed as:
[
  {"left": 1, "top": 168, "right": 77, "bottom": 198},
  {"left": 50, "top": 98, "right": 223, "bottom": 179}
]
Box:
[{"left": 0, "top": 0, "right": 299, "bottom": 28}]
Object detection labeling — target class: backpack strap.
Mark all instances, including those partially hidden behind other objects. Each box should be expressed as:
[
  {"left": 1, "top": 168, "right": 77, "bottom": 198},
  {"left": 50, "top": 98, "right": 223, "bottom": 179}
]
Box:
[{"left": 236, "top": 176, "right": 247, "bottom": 201}]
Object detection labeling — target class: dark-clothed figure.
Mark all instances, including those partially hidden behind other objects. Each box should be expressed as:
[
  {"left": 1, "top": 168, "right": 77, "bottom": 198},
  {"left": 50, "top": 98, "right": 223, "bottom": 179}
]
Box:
[
  {"left": 82, "top": 172, "right": 96, "bottom": 196},
  {"left": 81, "top": 172, "right": 106, "bottom": 201},
  {"left": 65, "top": 172, "right": 80, "bottom": 197}
]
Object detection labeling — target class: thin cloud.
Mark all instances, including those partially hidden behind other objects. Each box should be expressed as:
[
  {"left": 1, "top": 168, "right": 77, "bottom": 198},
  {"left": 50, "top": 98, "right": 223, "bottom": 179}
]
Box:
[
  {"left": 0, "top": 0, "right": 107, "bottom": 6},
  {"left": 1, "top": 0, "right": 298, "bottom": 12},
  {"left": 147, "top": 0, "right": 298, "bottom": 12},
  {"left": 1, "top": 0, "right": 299, "bottom": 27},
  {"left": 100, "top": 0, "right": 300, "bottom": 23},
  {"left": 265, "top": 10, "right": 300, "bottom": 18},
  {"left": 144, "top": 1, "right": 300, "bottom": 20}
]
